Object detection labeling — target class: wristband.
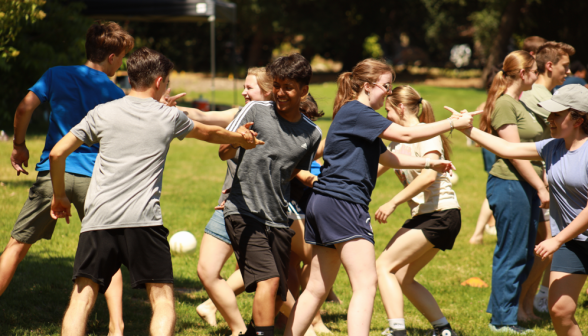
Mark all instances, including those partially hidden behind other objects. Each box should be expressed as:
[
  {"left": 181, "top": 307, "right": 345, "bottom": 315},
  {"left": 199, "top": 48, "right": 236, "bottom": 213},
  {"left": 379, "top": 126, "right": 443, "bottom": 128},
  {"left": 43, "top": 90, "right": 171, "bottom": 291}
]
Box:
[
  {"left": 425, "top": 158, "right": 431, "bottom": 169},
  {"left": 448, "top": 118, "right": 454, "bottom": 136}
]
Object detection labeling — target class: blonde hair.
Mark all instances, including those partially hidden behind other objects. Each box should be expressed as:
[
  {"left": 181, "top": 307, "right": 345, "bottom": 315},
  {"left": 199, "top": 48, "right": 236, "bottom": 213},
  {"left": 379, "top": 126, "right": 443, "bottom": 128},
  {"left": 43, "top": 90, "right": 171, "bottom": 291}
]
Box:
[
  {"left": 247, "top": 67, "right": 273, "bottom": 98},
  {"left": 333, "top": 58, "right": 395, "bottom": 118},
  {"left": 480, "top": 50, "right": 535, "bottom": 134},
  {"left": 387, "top": 85, "right": 452, "bottom": 160}
]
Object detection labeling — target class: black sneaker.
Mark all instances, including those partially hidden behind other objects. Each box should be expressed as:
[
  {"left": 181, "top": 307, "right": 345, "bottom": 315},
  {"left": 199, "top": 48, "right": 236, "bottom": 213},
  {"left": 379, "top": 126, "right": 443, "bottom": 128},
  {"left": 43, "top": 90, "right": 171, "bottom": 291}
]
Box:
[
  {"left": 431, "top": 324, "right": 457, "bottom": 336},
  {"left": 489, "top": 324, "right": 534, "bottom": 334},
  {"left": 382, "top": 328, "right": 408, "bottom": 336}
]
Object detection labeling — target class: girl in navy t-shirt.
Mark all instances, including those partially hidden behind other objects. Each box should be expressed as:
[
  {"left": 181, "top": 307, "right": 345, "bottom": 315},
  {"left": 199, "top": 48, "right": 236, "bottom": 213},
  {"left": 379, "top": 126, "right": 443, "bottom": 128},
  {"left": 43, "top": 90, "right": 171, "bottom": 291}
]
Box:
[
  {"left": 285, "top": 58, "right": 476, "bottom": 336},
  {"left": 450, "top": 84, "right": 588, "bottom": 336}
]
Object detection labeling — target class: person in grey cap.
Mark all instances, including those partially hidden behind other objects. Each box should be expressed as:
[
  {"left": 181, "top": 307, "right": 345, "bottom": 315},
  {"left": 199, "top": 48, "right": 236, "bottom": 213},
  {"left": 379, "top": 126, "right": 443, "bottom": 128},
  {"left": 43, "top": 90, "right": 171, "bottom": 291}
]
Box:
[{"left": 445, "top": 83, "right": 588, "bottom": 336}]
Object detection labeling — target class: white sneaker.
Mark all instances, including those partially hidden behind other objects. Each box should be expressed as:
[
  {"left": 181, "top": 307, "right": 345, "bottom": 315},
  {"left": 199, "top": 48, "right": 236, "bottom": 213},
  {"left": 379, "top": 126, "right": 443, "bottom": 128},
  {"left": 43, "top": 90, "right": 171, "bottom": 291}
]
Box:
[
  {"left": 534, "top": 293, "right": 548, "bottom": 313},
  {"left": 485, "top": 224, "right": 497, "bottom": 236}
]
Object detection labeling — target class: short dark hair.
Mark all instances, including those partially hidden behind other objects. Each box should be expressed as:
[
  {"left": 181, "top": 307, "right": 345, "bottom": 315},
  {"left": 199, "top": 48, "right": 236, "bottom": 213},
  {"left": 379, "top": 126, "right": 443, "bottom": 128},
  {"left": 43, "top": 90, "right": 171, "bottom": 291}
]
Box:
[
  {"left": 535, "top": 41, "right": 575, "bottom": 73},
  {"left": 570, "top": 61, "right": 586, "bottom": 74},
  {"left": 86, "top": 21, "right": 134, "bottom": 63},
  {"left": 127, "top": 47, "right": 174, "bottom": 89},
  {"left": 266, "top": 53, "right": 312, "bottom": 87},
  {"left": 299, "top": 93, "right": 324, "bottom": 121},
  {"left": 522, "top": 36, "right": 547, "bottom": 54}
]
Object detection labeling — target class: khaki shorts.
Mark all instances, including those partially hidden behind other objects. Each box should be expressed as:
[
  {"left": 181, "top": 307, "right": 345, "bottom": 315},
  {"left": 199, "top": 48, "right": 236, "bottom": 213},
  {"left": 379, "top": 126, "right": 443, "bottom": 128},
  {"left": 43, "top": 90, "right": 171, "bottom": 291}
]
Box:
[{"left": 11, "top": 171, "right": 90, "bottom": 244}]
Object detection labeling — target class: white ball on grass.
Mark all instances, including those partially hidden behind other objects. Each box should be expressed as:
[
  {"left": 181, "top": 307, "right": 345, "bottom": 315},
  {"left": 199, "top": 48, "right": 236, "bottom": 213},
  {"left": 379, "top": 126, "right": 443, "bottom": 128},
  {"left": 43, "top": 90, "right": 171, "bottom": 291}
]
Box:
[
  {"left": 449, "top": 172, "right": 459, "bottom": 185},
  {"left": 169, "top": 231, "right": 197, "bottom": 255}
]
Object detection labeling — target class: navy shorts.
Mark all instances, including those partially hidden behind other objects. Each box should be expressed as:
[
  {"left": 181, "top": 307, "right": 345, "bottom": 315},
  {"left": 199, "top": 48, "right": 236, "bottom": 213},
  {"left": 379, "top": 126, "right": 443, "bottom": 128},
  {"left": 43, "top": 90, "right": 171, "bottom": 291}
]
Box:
[
  {"left": 552, "top": 240, "right": 588, "bottom": 275},
  {"left": 305, "top": 191, "right": 374, "bottom": 248}
]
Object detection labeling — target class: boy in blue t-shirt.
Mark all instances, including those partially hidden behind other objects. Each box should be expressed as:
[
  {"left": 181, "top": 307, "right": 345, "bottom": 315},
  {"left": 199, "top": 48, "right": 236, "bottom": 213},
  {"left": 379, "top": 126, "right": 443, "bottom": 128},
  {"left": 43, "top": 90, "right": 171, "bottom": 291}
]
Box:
[{"left": 0, "top": 22, "right": 134, "bottom": 315}]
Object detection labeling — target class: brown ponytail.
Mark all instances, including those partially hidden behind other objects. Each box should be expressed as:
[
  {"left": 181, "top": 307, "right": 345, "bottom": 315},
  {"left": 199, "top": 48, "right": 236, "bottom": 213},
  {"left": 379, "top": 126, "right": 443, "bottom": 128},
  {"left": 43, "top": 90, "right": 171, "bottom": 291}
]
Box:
[
  {"left": 332, "top": 59, "right": 395, "bottom": 118},
  {"left": 387, "top": 85, "right": 452, "bottom": 160},
  {"left": 480, "top": 50, "right": 535, "bottom": 133}
]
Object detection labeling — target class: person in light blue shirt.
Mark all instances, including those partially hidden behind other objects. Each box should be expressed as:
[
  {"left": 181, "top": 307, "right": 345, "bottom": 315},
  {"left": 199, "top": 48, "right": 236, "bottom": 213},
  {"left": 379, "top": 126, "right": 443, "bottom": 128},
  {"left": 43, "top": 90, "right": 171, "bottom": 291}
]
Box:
[
  {"left": 451, "top": 84, "right": 588, "bottom": 336},
  {"left": 0, "top": 22, "right": 134, "bottom": 334}
]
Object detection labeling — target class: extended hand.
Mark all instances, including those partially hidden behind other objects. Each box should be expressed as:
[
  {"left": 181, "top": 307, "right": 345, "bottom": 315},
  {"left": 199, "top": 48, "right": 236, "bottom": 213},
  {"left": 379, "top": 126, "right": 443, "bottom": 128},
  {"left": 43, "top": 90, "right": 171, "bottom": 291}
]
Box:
[
  {"left": 237, "top": 122, "right": 259, "bottom": 144},
  {"left": 375, "top": 202, "right": 397, "bottom": 224},
  {"left": 535, "top": 238, "right": 562, "bottom": 260},
  {"left": 431, "top": 160, "right": 456, "bottom": 174},
  {"left": 160, "top": 88, "right": 187, "bottom": 107},
  {"left": 237, "top": 122, "right": 265, "bottom": 149},
  {"left": 11, "top": 145, "right": 29, "bottom": 176},
  {"left": 538, "top": 187, "right": 550, "bottom": 209},
  {"left": 443, "top": 106, "right": 483, "bottom": 129},
  {"left": 50, "top": 195, "right": 72, "bottom": 224}
]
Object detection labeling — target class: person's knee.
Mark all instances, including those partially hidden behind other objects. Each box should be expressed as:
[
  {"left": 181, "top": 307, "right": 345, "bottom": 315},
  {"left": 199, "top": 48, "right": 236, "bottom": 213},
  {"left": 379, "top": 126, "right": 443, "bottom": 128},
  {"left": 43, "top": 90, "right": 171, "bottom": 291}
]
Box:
[
  {"left": 257, "top": 277, "right": 280, "bottom": 293},
  {"left": 148, "top": 283, "right": 175, "bottom": 307},
  {"left": 549, "top": 299, "right": 576, "bottom": 324},
  {"left": 375, "top": 259, "right": 395, "bottom": 277},
  {"left": 3, "top": 239, "right": 31, "bottom": 264},
  {"left": 352, "top": 273, "right": 377, "bottom": 295},
  {"left": 197, "top": 260, "right": 219, "bottom": 285}
]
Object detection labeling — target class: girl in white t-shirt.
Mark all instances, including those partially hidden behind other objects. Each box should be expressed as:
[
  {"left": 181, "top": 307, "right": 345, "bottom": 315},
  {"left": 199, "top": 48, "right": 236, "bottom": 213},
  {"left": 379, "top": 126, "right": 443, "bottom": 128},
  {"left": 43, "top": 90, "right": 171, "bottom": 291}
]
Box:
[{"left": 376, "top": 86, "right": 461, "bottom": 336}]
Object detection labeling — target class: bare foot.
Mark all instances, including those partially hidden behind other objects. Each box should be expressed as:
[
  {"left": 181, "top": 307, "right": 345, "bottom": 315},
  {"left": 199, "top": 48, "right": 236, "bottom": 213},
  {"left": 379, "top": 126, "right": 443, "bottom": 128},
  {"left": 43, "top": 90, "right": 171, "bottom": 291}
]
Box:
[
  {"left": 518, "top": 310, "right": 530, "bottom": 322},
  {"left": 469, "top": 235, "right": 483, "bottom": 245},
  {"left": 325, "top": 289, "right": 343, "bottom": 304},
  {"left": 312, "top": 320, "right": 332, "bottom": 334},
  {"left": 525, "top": 309, "right": 542, "bottom": 321},
  {"left": 196, "top": 299, "right": 218, "bottom": 326}
]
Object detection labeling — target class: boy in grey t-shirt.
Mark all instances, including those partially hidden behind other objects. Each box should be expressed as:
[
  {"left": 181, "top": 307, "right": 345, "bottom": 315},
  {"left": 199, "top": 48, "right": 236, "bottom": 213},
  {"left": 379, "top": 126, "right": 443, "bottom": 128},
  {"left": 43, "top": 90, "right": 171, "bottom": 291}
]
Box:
[
  {"left": 220, "top": 54, "right": 322, "bottom": 336},
  {"left": 48, "top": 47, "right": 263, "bottom": 336}
]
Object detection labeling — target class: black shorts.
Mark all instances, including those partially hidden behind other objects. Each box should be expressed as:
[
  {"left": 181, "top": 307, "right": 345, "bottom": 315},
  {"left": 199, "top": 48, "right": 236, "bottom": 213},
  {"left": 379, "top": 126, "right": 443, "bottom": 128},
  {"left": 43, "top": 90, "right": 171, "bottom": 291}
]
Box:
[
  {"left": 402, "top": 209, "right": 461, "bottom": 251},
  {"left": 552, "top": 240, "right": 588, "bottom": 275},
  {"left": 224, "top": 214, "right": 295, "bottom": 301},
  {"left": 72, "top": 226, "right": 173, "bottom": 293}
]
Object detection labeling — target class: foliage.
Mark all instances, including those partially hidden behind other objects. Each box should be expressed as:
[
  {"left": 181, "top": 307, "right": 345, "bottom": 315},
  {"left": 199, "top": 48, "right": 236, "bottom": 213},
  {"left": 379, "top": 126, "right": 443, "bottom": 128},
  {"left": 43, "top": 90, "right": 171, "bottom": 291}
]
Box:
[
  {"left": 363, "top": 34, "right": 384, "bottom": 59},
  {"left": 0, "top": 0, "right": 47, "bottom": 63},
  {"left": 0, "top": 0, "right": 91, "bottom": 129}
]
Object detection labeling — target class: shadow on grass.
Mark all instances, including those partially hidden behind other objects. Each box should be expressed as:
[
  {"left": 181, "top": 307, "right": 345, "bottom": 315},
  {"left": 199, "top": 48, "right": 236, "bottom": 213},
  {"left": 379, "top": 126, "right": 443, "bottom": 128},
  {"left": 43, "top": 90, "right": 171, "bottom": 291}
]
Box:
[
  {"left": 0, "top": 255, "right": 208, "bottom": 335},
  {"left": 0, "top": 180, "right": 35, "bottom": 188}
]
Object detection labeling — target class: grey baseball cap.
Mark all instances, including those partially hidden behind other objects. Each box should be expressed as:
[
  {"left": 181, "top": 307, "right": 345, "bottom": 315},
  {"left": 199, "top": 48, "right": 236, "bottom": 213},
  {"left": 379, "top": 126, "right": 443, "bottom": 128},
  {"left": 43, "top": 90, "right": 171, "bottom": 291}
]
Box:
[{"left": 538, "top": 84, "right": 588, "bottom": 114}]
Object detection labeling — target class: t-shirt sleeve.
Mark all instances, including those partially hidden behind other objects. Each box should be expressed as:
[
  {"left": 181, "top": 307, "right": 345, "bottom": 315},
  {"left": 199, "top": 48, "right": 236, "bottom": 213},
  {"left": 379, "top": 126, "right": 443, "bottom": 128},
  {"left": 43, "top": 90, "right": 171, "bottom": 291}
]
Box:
[
  {"left": 379, "top": 138, "right": 387, "bottom": 154},
  {"left": 491, "top": 99, "right": 517, "bottom": 131},
  {"left": 418, "top": 135, "right": 443, "bottom": 158},
  {"left": 28, "top": 68, "right": 53, "bottom": 103},
  {"left": 70, "top": 108, "right": 100, "bottom": 146},
  {"left": 173, "top": 108, "right": 195, "bottom": 140},
  {"left": 226, "top": 104, "right": 256, "bottom": 131},
  {"left": 535, "top": 138, "right": 556, "bottom": 162},
  {"left": 349, "top": 108, "right": 393, "bottom": 142},
  {"left": 296, "top": 132, "right": 322, "bottom": 170}
]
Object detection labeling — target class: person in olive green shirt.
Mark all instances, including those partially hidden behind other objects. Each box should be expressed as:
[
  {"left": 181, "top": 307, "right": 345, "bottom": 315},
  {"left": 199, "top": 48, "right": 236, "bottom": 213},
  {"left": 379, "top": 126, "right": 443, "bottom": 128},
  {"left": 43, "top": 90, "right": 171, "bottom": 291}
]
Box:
[
  {"left": 478, "top": 50, "right": 548, "bottom": 334},
  {"left": 519, "top": 41, "right": 575, "bottom": 317}
]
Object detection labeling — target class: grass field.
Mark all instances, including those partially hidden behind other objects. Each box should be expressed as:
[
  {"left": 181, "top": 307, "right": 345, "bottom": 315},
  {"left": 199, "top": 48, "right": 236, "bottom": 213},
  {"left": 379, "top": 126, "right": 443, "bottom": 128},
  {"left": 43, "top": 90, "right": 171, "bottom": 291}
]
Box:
[{"left": 1, "top": 83, "right": 587, "bottom": 335}]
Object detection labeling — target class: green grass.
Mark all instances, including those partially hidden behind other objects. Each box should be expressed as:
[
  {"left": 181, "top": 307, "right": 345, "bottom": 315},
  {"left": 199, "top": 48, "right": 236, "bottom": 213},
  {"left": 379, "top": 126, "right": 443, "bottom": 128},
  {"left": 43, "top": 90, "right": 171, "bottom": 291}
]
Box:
[{"left": 1, "top": 83, "right": 587, "bottom": 335}]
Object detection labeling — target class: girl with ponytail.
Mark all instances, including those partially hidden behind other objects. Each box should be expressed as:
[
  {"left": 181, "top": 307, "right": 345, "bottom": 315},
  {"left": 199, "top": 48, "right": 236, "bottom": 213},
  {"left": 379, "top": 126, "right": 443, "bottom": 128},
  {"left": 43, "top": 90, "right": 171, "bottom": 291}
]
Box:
[
  {"left": 478, "top": 50, "right": 546, "bottom": 333},
  {"left": 285, "top": 59, "right": 476, "bottom": 336},
  {"left": 375, "top": 86, "right": 460, "bottom": 336}
]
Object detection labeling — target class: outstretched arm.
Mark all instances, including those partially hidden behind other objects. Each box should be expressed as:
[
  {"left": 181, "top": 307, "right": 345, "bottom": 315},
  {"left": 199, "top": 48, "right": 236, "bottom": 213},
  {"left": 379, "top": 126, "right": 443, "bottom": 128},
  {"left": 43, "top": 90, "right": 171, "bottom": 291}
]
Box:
[
  {"left": 11, "top": 91, "right": 41, "bottom": 176},
  {"left": 379, "top": 150, "right": 454, "bottom": 174},
  {"left": 295, "top": 170, "right": 317, "bottom": 187},
  {"left": 179, "top": 106, "right": 240, "bottom": 128},
  {"left": 49, "top": 133, "right": 84, "bottom": 223},
  {"left": 460, "top": 127, "right": 541, "bottom": 161},
  {"left": 379, "top": 111, "right": 478, "bottom": 143},
  {"left": 375, "top": 151, "right": 440, "bottom": 223},
  {"left": 187, "top": 121, "right": 263, "bottom": 149}
]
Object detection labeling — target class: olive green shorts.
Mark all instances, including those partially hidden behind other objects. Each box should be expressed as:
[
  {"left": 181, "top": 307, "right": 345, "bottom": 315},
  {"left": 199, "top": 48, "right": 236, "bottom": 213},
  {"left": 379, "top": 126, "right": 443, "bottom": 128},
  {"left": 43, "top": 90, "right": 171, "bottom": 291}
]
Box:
[{"left": 11, "top": 171, "right": 90, "bottom": 244}]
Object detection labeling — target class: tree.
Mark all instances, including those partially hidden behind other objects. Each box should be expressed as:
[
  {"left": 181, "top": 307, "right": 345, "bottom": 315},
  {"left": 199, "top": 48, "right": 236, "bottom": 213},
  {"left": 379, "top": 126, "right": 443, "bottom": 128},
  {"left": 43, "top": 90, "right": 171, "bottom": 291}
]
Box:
[{"left": 0, "top": 0, "right": 46, "bottom": 66}]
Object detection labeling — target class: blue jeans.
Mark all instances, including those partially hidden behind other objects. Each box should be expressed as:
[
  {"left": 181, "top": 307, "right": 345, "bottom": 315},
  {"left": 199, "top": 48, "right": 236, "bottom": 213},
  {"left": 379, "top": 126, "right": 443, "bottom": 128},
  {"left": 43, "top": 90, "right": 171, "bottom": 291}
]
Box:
[{"left": 486, "top": 175, "right": 540, "bottom": 325}]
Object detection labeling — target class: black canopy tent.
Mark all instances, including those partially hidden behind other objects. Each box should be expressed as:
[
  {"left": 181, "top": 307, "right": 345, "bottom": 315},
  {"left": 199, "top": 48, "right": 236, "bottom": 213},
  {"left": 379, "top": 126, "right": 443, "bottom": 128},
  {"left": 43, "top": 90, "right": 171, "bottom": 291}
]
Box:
[{"left": 81, "top": 0, "right": 237, "bottom": 109}]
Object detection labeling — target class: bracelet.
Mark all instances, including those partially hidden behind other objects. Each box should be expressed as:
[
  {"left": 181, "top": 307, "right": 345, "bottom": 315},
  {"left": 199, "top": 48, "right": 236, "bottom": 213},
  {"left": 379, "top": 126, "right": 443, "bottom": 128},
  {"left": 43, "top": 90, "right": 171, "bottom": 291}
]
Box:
[
  {"left": 425, "top": 158, "right": 431, "bottom": 169},
  {"left": 13, "top": 139, "right": 26, "bottom": 147},
  {"left": 448, "top": 118, "right": 454, "bottom": 137}
]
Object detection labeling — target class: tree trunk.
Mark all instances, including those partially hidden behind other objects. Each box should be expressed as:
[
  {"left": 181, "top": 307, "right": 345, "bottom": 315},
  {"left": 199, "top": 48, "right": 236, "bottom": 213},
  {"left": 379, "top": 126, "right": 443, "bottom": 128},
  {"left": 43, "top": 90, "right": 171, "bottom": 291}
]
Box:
[{"left": 481, "top": 0, "right": 527, "bottom": 86}]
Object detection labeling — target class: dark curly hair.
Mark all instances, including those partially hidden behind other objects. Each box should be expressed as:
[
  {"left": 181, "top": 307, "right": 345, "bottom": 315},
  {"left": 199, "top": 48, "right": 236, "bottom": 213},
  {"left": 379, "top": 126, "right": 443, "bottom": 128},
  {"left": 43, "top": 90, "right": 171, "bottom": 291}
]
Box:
[{"left": 266, "top": 53, "right": 312, "bottom": 87}]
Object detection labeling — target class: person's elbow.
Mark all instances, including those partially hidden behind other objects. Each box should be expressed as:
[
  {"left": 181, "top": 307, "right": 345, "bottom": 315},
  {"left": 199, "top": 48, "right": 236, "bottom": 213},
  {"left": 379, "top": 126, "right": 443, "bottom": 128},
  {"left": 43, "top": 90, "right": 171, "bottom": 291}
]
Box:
[{"left": 49, "top": 147, "right": 66, "bottom": 164}]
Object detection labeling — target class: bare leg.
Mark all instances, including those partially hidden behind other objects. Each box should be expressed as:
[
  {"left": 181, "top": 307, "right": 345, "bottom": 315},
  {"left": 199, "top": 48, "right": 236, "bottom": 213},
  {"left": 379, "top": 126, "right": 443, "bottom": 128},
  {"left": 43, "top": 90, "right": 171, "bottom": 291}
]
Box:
[
  {"left": 285, "top": 246, "right": 341, "bottom": 336},
  {"left": 105, "top": 269, "right": 124, "bottom": 336},
  {"left": 197, "top": 233, "right": 246, "bottom": 335},
  {"left": 62, "top": 277, "right": 100, "bottom": 336},
  {"left": 469, "top": 198, "right": 492, "bottom": 245},
  {"left": 146, "top": 283, "right": 175, "bottom": 336},
  {"left": 280, "top": 288, "right": 318, "bottom": 336},
  {"left": 0, "top": 238, "right": 32, "bottom": 296},
  {"left": 519, "top": 220, "right": 551, "bottom": 321},
  {"left": 548, "top": 272, "right": 586, "bottom": 336},
  {"left": 376, "top": 229, "right": 439, "bottom": 320},
  {"left": 253, "top": 277, "right": 281, "bottom": 326}
]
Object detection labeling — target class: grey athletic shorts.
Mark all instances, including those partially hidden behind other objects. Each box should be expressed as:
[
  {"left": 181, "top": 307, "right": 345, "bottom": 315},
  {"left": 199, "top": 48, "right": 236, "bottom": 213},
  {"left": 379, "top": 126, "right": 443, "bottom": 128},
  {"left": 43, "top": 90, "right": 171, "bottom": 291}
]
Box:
[{"left": 11, "top": 171, "right": 90, "bottom": 244}]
